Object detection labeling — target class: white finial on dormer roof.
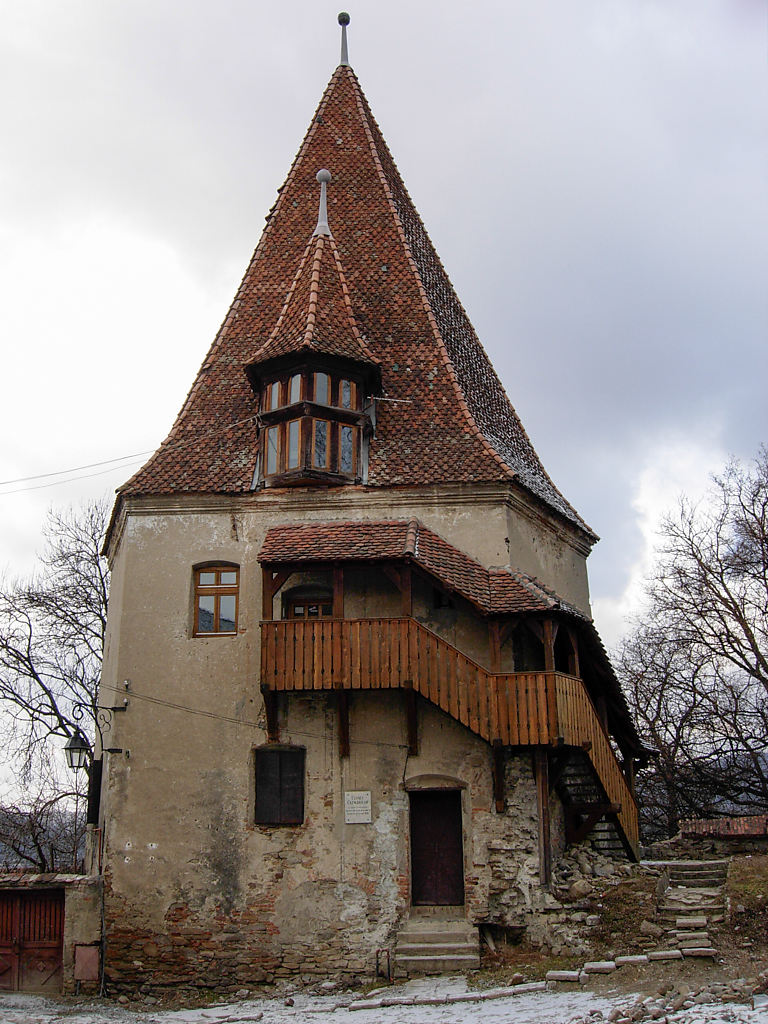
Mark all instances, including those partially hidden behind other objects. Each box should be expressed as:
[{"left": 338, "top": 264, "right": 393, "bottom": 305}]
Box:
[
  {"left": 314, "top": 169, "right": 332, "bottom": 237},
  {"left": 338, "top": 12, "right": 350, "bottom": 66}
]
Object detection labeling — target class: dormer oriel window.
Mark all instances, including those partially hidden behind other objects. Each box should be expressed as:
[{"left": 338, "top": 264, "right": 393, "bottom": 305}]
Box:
[{"left": 255, "top": 364, "right": 368, "bottom": 486}]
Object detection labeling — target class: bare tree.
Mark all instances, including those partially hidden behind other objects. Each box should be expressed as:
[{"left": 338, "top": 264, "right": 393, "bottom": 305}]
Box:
[
  {"left": 0, "top": 499, "right": 109, "bottom": 776},
  {"left": 0, "top": 756, "right": 86, "bottom": 872},
  {"left": 618, "top": 448, "right": 768, "bottom": 843}
]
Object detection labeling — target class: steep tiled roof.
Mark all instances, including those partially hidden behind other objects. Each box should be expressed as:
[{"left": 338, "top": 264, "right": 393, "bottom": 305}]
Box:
[
  {"left": 120, "top": 63, "right": 591, "bottom": 536},
  {"left": 247, "top": 233, "right": 378, "bottom": 370},
  {"left": 258, "top": 518, "right": 582, "bottom": 618}
]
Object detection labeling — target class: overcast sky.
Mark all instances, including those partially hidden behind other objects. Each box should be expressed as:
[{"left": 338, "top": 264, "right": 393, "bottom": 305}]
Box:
[{"left": 1, "top": 0, "right": 765, "bottom": 647}]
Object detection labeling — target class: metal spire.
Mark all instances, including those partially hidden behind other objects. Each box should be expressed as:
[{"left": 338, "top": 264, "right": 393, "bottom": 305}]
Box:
[
  {"left": 313, "top": 169, "right": 332, "bottom": 237},
  {"left": 338, "top": 12, "right": 350, "bottom": 66}
]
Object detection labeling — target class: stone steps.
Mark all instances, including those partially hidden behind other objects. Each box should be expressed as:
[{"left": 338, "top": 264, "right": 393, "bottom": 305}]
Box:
[
  {"left": 650, "top": 858, "right": 728, "bottom": 961},
  {"left": 395, "top": 917, "right": 480, "bottom": 976}
]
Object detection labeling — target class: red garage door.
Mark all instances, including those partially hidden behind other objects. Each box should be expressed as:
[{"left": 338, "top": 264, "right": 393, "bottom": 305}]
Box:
[{"left": 0, "top": 891, "right": 64, "bottom": 993}]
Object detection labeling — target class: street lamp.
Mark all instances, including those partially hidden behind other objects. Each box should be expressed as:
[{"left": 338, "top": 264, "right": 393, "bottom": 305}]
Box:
[{"left": 64, "top": 729, "right": 90, "bottom": 771}]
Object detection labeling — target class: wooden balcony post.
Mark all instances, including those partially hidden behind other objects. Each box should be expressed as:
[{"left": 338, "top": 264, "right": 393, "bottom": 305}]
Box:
[
  {"left": 534, "top": 747, "right": 551, "bottom": 888},
  {"left": 333, "top": 566, "right": 344, "bottom": 619},
  {"left": 566, "top": 625, "right": 580, "bottom": 677},
  {"left": 401, "top": 565, "right": 412, "bottom": 617},
  {"left": 261, "top": 568, "right": 274, "bottom": 621},
  {"left": 542, "top": 619, "right": 556, "bottom": 673},
  {"left": 489, "top": 621, "right": 501, "bottom": 674}
]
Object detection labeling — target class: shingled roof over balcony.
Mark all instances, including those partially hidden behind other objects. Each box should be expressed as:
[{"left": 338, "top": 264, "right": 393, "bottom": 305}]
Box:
[
  {"left": 118, "top": 61, "right": 592, "bottom": 537},
  {"left": 258, "top": 518, "right": 583, "bottom": 619}
]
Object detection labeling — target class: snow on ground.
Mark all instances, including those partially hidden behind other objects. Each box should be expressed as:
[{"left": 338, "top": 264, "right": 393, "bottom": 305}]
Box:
[{"left": 0, "top": 976, "right": 764, "bottom": 1024}]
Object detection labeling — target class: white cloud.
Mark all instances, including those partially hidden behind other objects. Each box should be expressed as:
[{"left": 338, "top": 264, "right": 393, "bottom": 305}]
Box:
[
  {"left": 0, "top": 216, "right": 235, "bottom": 576},
  {"left": 592, "top": 428, "right": 728, "bottom": 648}
]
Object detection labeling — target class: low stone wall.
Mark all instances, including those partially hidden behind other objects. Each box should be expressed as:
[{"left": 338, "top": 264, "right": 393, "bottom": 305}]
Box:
[{"left": 646, "top": 814, "right": 768, "bottom": 860}]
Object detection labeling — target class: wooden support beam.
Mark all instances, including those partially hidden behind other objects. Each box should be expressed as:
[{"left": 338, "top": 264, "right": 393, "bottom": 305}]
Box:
[
  {"left": 566, "top": 625, "right": 580, "bottom": 678},
  {"left": 548, "top": 750, "right": 569, "bottom": 794},
  {"left": 270, "top": 569, "right": 293, "bottom": 598},
  {"left": 623, "top": 757, "right": 636, "bottom": 797},
  {"left": 260, "top": 684, "right": 279, "bottom": 742},
  {"left": 542, "top": 619, "right": 556, "bottom": 673},
  {"left": 381, "top": 565, "right": 403, "bottom": 593},
  {"left": 261, "top": 567, "right": 274, "bottom": 621},
  {"left": 400, "top": 565, "right": 412, "bottom": 617},
  {"left": 595, "top": 695, "right": 609, "bottom": 733},
  {"left": 534, "top": 747, "right": 551, "bottom": 888},
  {"left": 492, "top": 740, "right": 505, "bottom": 813},
  {"left": 489, "top": 621, "right": 501, "bottom": 674},
  {"left": 261, "top": 567, "right": 293, "bottom": 619},
  {"left": 333, "top": 566, "right": 344, "bottom": 619},
  {"left": 526, "top": 619, "right": 544, "bottom": 644},
  {"left": 405, "top": 684, "right": 418, "bottom": 755},
  {"left": 337, "top": 688, "right": 350, "bottom": 758},
  {"left": 499, "top": 620, "right": 518, "bottom": 648},
  {"left": 566, "top": 802, "right": 621, "bottom": 846}
]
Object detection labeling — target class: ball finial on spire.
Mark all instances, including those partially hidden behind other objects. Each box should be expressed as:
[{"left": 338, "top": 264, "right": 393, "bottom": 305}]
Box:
[
  {"left": 316, "top": 169, "right": 332, "bottom": 185},
  {"left": 338, "top": 12, "right": 350, "bottom": 66}
]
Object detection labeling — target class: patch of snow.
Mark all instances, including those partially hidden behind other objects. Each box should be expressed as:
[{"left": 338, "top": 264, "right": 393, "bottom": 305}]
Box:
[{"left": 0, "top": 982, "right": 764, "bottom": 1024}]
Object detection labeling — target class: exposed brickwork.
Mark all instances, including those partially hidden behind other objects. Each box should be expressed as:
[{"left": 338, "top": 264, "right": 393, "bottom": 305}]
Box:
[{"left": 680, "top": 814, "right": 768, "bottom": 838}]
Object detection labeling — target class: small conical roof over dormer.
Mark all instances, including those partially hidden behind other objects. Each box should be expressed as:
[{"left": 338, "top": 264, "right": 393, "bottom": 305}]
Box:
[
  {"left": 119, "top": 23, "right": 593, "bottom": 539},
  {"left": 245, "top": 172, "right": 378, "bottom": 377}
]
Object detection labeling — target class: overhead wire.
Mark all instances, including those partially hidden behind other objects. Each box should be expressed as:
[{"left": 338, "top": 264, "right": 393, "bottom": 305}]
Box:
[
  {"left": 0, "top": 414, "right": 259, "bottom": 497},
  {"left": 102, "top": 683, "right": 410, "bottom": 751},
  {"left": 0, "top": 452, "right": 154, "bottom": 487}
]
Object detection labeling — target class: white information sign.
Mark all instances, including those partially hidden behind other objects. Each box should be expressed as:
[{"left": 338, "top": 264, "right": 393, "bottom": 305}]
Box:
[{"left": 344, "top": 790, "right": 372, "bottom": 824}]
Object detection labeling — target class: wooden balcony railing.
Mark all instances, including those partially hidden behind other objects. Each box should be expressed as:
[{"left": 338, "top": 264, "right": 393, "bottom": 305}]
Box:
[{"left": 260, "top": 617, "right": 638, "bottom": 856}]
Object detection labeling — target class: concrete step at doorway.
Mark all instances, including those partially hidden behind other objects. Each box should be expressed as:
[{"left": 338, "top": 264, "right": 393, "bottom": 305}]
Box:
[{"left": 395, "top": 916, "right": 480, "bottom": 976}]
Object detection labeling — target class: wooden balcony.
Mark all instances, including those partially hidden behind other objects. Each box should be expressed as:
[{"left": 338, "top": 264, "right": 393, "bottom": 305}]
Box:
[{"left": 260, "top": 616, "right": 639, "bottom": 858}]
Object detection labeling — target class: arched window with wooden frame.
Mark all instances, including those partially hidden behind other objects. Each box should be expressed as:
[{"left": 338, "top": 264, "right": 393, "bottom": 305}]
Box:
[{"left": 193, "top": 565, "right": 239, "bottom": 636}]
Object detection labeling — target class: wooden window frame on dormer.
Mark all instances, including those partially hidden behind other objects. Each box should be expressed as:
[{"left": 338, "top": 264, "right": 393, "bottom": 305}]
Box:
[
  {"left": 258, "top": 368, "right": 365, "bottom": 485},
  {"left": 261, "top": 370, "right": 363, "bottom": 415}
]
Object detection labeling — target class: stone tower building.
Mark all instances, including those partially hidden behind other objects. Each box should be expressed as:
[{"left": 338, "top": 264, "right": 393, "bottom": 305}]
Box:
[{"left": 95, "top": 16, "right": 645, "bottom": 991}]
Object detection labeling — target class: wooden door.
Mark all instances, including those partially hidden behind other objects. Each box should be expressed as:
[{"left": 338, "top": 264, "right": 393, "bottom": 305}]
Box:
[
  {"left": 0, "top": 891, "right": 64, "bottom": 993},
  {"left": 409, "top": 790, "right": 465, "bottom": 906}
]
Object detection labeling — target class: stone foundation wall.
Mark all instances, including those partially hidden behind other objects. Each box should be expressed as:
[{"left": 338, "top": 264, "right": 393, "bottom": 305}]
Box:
[
  {"left": 646, "top": 834, "right": 768, "bottom": 860},
  {"left": 102, "top": 747, "right": 586, "bottom": 994}
]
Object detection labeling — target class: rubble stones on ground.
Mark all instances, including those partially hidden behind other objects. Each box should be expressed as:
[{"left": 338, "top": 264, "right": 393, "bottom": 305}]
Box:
[
  {"left": 567, "top": 975, "right": 765, "bottom": 1024},
  {"left": 640, "top": 920, "right": 664, "bottom": 938}
]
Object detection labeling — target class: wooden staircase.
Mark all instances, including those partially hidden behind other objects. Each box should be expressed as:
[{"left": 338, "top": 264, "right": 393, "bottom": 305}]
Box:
[{"left": 261, "top": 616, "right": 639, "bottom": 858}]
